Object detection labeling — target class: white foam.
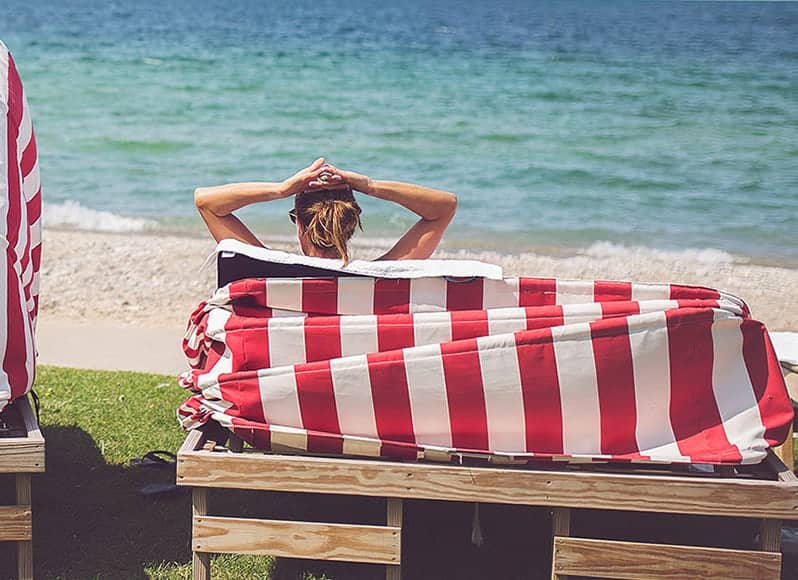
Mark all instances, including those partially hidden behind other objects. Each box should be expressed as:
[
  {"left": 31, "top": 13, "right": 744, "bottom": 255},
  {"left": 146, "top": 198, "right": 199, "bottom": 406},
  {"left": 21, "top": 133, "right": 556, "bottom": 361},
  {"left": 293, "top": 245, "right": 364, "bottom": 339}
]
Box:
[
  {"left": 43, "top": 200, "right": 155, "bottom": 232},
  {"left": 582, "top": 241, "right": 736, "bottom": 265}
]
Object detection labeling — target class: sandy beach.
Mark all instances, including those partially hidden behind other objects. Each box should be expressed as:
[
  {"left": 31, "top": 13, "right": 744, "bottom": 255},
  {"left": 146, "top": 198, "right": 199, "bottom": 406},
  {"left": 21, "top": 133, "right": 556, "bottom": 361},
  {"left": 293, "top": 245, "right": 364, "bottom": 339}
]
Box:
[{"left": 35, "top": 228, "right": 798, "bottom": 376}]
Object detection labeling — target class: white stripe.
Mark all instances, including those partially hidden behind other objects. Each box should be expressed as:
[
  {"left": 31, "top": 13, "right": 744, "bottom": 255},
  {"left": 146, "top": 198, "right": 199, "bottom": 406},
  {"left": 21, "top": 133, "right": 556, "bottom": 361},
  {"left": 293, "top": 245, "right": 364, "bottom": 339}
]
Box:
[
  {"left": 16, "top": 99, "right": 31, "bottom": 160},
  {"left": 341, "top": 434, "right": 383, "bottom": 458},
  {"left": 637, "top": 299, "right": 679, "bottom": 315},
  {"left": 258, "top": 368, "right": 303, "bottom": 428},
  {"left": 404, "top": 343, "right": 452, "bottom": 447},
  {"left": 413, "top": 311, "right": 452, "bottom": 347},
  {"left": 267, "top": 317, "right": 306, "bottom": 366},
  {"left": 330, "top": 355, "right": 379, "bottom": 439},
  {"left": 487, "top": 307, "right": 527, "bottom": 336},
  {"left": 628, "top": 311, "right": 687, "bottom": 461},
  {"left": 711, "top": 311, "right": 769, "bottom": 461},
  {"left": 631, "top": 283, "right": 671, "bottom": 302},
  {"left": 265, "top": 278, "right": 302, "bottom": 312},
  {"left": 269, "top": 425, "right": 308, "bottom": 452},
  {"left": 337, "top": 277, "right": 374, "bottom": 315},
  {"left": 410, "top": 277, "right": 447, "bottom": 312},
  {"left": 562, "top": 302, "right": 603, "bottom": 326},
  {"left": 196, "top": 310, "right": 233, "bottom": 391},
  {"left": 552, "top": 323, "right": 601, "bottom": 454},
  {"left": 339, "top": 314, "right": 379, "bottom": 357},
  {"left": 483, "top": 277, "right": 520, "bottom": 309},
  {"left": 477, "top": 334, "right": 526, "bottom": 452},
  {"left": 556, "top": 280, "right": 595, "bottom": 305},
  {"left": 22, "top": 165, "right": 39, "bottom": 201},
  {"left": 0, "top": 46, "right": 12, "bottom": 404}
]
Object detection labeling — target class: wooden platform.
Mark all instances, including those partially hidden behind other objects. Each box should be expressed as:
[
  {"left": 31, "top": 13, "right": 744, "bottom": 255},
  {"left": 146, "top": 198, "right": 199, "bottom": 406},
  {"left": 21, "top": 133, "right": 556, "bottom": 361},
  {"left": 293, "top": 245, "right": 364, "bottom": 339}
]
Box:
[
  {"left": 177, "top": 425, "right": 797, "bottom": 580},
  {"left": 0, "top": 396, "right": 45, "bottom": 580}
]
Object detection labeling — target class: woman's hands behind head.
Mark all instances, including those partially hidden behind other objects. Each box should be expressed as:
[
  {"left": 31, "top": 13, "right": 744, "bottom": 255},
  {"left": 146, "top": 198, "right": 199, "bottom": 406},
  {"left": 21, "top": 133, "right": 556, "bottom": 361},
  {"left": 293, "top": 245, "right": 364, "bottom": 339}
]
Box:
[
  {"left": 282, "top": 158, "right": 338, "bottom": 197},
  {"left": 309, "top": 164, "right": 372, "bottom": 195}
]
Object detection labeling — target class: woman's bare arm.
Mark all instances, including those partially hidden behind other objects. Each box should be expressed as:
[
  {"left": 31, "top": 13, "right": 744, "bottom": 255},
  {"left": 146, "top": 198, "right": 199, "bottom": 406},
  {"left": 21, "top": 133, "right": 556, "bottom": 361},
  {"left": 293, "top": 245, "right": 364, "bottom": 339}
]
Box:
[
  {"left": 195, "top": 158, "right": 329, "bottom": 244},
  {"left": 319, "top": 166, "right": 457, "bottom": 260}
]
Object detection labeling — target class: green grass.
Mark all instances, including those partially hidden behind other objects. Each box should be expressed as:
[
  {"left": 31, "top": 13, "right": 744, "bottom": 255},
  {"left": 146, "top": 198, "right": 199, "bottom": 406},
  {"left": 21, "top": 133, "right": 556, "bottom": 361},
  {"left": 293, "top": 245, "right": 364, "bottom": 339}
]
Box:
[{"left": 0, "top": 366, "right": 792, "bottom": 579}]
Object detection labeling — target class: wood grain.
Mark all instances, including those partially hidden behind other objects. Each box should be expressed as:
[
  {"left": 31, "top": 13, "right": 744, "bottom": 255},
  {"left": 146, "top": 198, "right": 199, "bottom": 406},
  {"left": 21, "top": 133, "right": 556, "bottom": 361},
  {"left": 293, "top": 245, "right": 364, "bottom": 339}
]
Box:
[
  {"left": 552, "top": 537, "right": 781, "bottom": 580},
  {"left": 0, "top": 505, "right": 32, "bottom": 541},
  {"left": 0, "top": 398, "right": 44, "bottom": 474},
  {"left": 176, "top": 451, "right": 798, "bottom": 520},
  {"left": 192, "top": 487, "right": 210, "bottom": 580},
  {"left": 193, "top": 516, "right": 401, "bottom": 565},
  {"left": 386, "top": 499, "right": 403, "bottom": 580}
]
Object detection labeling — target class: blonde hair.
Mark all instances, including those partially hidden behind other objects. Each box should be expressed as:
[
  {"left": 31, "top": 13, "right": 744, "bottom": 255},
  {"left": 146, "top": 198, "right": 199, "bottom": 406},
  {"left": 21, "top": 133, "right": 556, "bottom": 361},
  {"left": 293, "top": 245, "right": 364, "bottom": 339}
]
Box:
[{"left": 295, "top": 187, "right": 363, "bottom": 266}]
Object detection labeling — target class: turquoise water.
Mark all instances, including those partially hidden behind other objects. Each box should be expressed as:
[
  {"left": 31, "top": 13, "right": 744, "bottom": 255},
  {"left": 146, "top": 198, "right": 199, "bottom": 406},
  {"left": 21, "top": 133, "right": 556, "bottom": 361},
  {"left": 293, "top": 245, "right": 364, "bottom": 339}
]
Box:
[{"left": 2, "top": 0, "right": 797, "bottom": 263}]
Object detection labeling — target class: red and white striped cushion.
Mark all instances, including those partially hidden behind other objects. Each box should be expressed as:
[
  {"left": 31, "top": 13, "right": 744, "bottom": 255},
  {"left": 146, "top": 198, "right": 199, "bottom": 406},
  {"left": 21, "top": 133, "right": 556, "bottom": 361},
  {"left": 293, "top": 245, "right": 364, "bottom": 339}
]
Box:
[
  {"left": 179, "top": 275, "right": 791, "bottom": 465},
  {"left": 0, "top": 43, "right": 41, "bottom": 410}
]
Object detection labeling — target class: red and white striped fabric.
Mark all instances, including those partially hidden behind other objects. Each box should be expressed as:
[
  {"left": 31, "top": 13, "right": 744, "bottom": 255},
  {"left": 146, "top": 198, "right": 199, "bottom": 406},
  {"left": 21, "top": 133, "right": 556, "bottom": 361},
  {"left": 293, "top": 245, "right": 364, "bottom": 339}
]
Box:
[
  {"left": 0, "top": 42, "right": 41, "bottom": 411},
  {"left": 179, "top": 275, "right": 792, "bottom": 465}
]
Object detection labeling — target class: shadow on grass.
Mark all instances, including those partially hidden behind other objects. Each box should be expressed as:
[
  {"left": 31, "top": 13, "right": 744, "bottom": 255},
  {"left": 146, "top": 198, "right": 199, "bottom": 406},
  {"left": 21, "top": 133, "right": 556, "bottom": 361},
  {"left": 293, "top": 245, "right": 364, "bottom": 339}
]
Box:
[{"left": 1, "top": 425, "right": 191, "bottom": 579}]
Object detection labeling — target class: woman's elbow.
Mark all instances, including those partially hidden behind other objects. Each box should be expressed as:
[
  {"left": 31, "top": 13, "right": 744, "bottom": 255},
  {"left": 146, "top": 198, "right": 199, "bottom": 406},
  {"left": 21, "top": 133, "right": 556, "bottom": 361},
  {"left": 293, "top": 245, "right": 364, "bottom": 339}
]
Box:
[
  {"left": 194, "top": 187, "right": 209, "bottom": 211},
  {"left": 442, "top": 192, "right": 458, "bottom": 221}
]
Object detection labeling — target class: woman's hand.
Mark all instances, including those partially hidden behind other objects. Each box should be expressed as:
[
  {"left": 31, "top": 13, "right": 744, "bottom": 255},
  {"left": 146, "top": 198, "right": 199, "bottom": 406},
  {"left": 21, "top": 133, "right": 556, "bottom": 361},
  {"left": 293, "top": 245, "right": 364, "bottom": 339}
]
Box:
[
  {"left": 311, "top": 164, "right": 372, "bottom": 194},
  {"left": 282, "top": 158, "right": 338, "bottom": 196}
]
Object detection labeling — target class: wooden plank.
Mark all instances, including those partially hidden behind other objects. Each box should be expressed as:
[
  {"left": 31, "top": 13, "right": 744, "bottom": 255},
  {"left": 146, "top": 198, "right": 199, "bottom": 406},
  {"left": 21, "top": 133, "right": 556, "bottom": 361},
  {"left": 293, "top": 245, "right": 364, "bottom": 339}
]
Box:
[
  {"left": 180, "top": 429, "right": 207, "bottom": 454},
  {"left": 0, "top": 505, "right": 32, "bottom": 542},
  {"left": 552, "top": 537, "right": 781, "bottom": 580},
  {"left": 386, "top": 499, "right": 402, "bottom": 580},
  {"left": 0, "top": 438, "right": 45, "bottom": 473},
  {"left": 550, "top": 508, "right": 571, "bottom": 580},
  {"left": 192, "top": 488, "right": 210, "bottom": 580},
  {"left": 760, "top": 519, "right": 782, "bottom": 552},
  {"left": 176, "top": 451, "right": 798, "bottom": 520},
  {"left": 15, "top": 472, "right": 33, "bottom": 579},
  {"left": 0, "top": 396, "right": 45, "bottom": 473},
  {"left": 193, "top": 516, "right": 401, "bottom": 565}
]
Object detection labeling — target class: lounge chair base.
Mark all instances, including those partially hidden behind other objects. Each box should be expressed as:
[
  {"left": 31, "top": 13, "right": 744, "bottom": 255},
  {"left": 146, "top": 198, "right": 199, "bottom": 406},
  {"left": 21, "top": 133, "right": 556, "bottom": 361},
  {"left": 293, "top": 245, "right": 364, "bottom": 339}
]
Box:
[
  {"left": 177, "top": 425, "right": 796, "bottom": 580},
  {"left": 0, "top": 396, "right": 45, "bottom": 580}
]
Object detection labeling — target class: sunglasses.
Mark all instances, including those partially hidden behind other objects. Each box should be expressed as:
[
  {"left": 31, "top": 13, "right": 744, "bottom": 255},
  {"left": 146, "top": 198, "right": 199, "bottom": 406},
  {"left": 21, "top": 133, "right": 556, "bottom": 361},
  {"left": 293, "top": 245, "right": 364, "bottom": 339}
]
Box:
[{"left": 288, "top": 208, "right": 297, "bottom": 224}]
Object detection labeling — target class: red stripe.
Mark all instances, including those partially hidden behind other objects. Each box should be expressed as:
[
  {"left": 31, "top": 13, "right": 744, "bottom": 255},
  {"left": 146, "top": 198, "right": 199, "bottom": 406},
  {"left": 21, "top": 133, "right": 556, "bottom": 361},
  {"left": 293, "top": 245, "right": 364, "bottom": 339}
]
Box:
[
  {"left": 367, "top": 350, "right": 415, "bottom": 444},
  {"left": 231, "top": 419, "right": 271, "bottom": 451},
  {"left": 304, "top": 316, "right": 342, "bottom": 362},
  {"left": 26, "top": 194, "right": 41, "bottom": 224},
  {"left": 3, "top": 54, "right": 29, "bottom": 398},
  {"left": 594, "top": 281, "right": 632, "bottom": 302},
  {"left": 741, "top": 320, "right": 794, "bottom": 446},
  {"left": 515, "top": 329, "right": 563, "bottom": 454},
  {"left": 590, "top": 317, "right": 638, "bottom": 455},
  {"left": 229, "top": 327, "right": 270, "bottom": 373},
  {"left": 440, "top": 339, "right": 489, "bottom": 450},
  {"left": 217, "top": 372, "right": 264, "bottom": 423},
  {"left": 294, "top": 361, "right": 343, "bottom": 454},
  {"left": 20, "top": 135, "right": 37, "bottom": 177},
  {"left": 302, "top": 278, "right": 338, "bottom": 314},
  {"left": 376, "top": 313, "right": 414, "bottom": 353},
  {"left": 666, "top": 309, "right": 740, "bottom": 463},
  {"left": 446, "top": 278, "right": 484, "bottom": 311},
  {"left": 373, "top": 279, "right": 411, "bottom": 314},
  {"left": 600, "top": 300, "right": 640, "bottom": 319},
  {"left": 524, "top": 305, "right": 564, "bottom": 330},
  {"left": 450, "top": 309, "right": 488, "bottom": 342},
  {"left": 669, "top": 284, "right": 720, "bottom": 301},
  {"left": 519, "top": 278, "right": 557, "bottom": 306}
]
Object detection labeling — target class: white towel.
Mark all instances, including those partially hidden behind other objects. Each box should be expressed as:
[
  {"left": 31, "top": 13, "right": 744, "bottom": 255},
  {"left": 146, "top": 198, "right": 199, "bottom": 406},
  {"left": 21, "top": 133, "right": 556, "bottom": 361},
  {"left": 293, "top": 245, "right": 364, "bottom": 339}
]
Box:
[{"left": 216, "top": 238, "right": 504, "bottom": 280}]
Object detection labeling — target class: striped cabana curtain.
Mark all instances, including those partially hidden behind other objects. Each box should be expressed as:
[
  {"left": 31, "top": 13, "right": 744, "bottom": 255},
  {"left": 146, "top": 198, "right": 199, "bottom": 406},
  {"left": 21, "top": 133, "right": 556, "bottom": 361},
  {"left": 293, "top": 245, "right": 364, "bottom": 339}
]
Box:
[
  {"left": 179, "top": 274, "right": 793, "bottom": 466},
  {"left": 1, "top": 42, "right": 42, "bottom": 410}
]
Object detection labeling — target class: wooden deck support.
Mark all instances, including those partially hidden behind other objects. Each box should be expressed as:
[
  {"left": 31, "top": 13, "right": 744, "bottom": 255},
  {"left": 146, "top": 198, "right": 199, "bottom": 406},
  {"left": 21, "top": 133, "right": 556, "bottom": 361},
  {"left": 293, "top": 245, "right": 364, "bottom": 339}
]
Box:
[
  {"left": 178, "top": 428, "right": 797, "bottom": 579},
  {"left": 0, "top": 396, "right": 44, "bottom": 580}
]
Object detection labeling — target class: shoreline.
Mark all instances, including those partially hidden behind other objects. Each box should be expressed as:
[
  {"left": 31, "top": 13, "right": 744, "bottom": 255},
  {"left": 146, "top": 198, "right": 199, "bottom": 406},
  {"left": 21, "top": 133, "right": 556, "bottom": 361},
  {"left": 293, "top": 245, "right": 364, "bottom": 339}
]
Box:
[{"left": 39, "top": 227, "right": 798, "bottom": 329}]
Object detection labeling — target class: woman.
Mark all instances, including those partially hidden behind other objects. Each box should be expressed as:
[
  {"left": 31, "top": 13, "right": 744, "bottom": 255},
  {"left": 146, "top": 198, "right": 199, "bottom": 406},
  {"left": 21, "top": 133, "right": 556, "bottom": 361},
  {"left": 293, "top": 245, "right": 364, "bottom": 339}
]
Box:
[{"left": 194, "top": 158, "right": 457, "bottom": 265}]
